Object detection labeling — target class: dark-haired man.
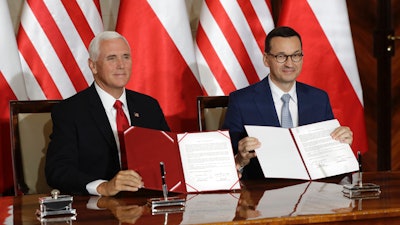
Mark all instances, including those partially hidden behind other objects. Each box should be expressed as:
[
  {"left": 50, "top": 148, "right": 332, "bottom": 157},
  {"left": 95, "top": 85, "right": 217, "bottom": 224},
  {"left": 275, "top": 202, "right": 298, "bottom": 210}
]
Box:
[{"left": 223, "top": 26, "right": 353, "bottom": 179}]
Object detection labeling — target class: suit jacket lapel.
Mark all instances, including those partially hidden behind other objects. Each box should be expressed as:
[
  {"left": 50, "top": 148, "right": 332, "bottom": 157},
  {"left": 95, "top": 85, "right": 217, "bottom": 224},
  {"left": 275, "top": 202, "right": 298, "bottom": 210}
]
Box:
[
  {"left": 126, "top": 91, "right": 137, "bottom": 125},
  {"left": 87, "top": 85, "right": 116, "bottom": 148},
  {"left": 296, "top": 82, "right": 313, "bottom": 126},
  {"left": 254, "top": 78, "right": 281, "bottom": 126}
]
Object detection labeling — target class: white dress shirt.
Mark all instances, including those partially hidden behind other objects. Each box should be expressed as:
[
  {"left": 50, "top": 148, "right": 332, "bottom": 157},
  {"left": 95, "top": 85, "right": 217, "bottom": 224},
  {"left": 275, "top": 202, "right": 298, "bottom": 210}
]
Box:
[{"left": 268, "top": 75, "right": 298, "bottom": 127}]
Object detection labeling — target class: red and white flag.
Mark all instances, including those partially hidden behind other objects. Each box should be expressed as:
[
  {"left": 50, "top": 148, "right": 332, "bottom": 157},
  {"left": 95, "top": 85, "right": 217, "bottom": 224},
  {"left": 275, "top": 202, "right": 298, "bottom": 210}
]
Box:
[
  {"left": 0, "top": 0, "right": 28, "bottom": 194},
  {"left": 195, "top": 0, "right": 274, "bottom": 95},
  {"left": 278, "top": 0, "right": 368, "bottom": 154},
  {"left": 116, "top": 0, "right": 203, "bottom": 132},
  {"left": 17, "top": 0, "right": 103, "bottom": 100}
]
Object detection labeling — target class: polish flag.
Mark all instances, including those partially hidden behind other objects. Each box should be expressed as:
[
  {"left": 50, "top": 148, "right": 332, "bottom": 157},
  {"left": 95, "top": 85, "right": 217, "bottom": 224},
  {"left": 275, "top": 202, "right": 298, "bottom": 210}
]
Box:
[
  {"left": 278, "top": 0, "right": 368, "bottom": 154},
  {"left": 0, "top": 0, "right": 28, "bottom": 194},
  {"left": 0, "top": 196, "right": 13, "bottom": 223},
  {"left": 116, "top": 0, "right": 203, "bottom": 132},
  {"left": 17, "top": 0, "right": 103, "bottom": 100},
  {"left": 195, "top": 0, "right": 275, "bottom": 95}
]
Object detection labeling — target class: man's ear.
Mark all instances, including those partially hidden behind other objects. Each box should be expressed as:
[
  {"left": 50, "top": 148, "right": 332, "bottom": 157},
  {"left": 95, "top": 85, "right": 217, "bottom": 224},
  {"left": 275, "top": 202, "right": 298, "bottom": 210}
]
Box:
[
  {"left": 263, "top": 54, "right": 270, "bottom": 67},
  {"left": 88, "top": 59, "right": 97, "bottom": 74}
]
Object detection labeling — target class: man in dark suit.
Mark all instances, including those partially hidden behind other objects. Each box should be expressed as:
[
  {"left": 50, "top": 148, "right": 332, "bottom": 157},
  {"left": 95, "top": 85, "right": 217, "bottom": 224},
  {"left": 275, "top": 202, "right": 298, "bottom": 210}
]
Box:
[
  {"left": 222, "top": 26, "right": 353, "bottom": 180},
  {"left": 45, "top": 31, "right": 169, "bottom": 196}
]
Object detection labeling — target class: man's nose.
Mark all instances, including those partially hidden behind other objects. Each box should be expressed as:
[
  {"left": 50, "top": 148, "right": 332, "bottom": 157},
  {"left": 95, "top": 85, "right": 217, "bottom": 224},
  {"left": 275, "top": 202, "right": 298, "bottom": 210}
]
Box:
[{"left": 116, "top": 58, "right": 125, "bottom": 68}]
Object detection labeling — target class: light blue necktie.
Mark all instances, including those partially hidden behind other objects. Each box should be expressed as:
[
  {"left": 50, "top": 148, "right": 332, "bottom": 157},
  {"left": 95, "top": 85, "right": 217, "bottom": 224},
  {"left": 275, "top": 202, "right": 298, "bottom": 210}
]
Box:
[{"left": 281, "top": 94, "right": 293, "bottom": 128}]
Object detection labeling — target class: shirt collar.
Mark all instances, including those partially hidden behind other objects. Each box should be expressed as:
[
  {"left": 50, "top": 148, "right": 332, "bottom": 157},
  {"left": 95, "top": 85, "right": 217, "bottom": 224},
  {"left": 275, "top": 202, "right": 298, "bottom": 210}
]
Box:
[
  {"left": 94, "top": 82, "right": 128, "bottom": 111},
  {"left": 268, "top": 75, "right": 297, "bottom": 103}
]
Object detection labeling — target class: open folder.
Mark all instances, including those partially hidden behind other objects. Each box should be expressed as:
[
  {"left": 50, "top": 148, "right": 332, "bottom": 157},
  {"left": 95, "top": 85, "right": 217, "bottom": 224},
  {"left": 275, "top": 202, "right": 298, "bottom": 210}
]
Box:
[
  {"left": 245, "top": 119, "right": 359, "bottom": 180},
  {"left": 123, "top": 127, "right": 240, "bottom": 193}
]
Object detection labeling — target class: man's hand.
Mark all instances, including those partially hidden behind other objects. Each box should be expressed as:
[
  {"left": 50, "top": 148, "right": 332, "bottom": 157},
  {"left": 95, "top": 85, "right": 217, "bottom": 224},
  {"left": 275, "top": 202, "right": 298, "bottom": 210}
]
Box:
[
  {"left": 331, "top": 126, "right": 353, "bottom": 145},
  {"left": 236, "top": 137, "right": 261, "bottom": 170},
  {"left": 97, "top": 170, "right": 144, "bottom": 196}
]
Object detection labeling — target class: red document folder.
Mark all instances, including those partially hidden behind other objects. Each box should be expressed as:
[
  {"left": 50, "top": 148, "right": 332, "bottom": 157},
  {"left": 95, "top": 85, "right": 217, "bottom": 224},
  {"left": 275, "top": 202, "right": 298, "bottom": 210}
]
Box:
[
  {"left": 123, "top": 126, "right": 240, "bottom": 193},
  {"left": 124, "top": 126, "right": 186, "bottom": 193}
]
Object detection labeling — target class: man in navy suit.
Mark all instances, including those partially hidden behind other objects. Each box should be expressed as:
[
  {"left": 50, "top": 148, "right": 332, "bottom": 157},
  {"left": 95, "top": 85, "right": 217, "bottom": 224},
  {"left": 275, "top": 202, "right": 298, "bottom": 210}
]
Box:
[
  {"left": 45, "top": 31, "right": 170, "bottom": 196},
  {"left": 222, "top": 26, "right": 353, "bottom": 179}
]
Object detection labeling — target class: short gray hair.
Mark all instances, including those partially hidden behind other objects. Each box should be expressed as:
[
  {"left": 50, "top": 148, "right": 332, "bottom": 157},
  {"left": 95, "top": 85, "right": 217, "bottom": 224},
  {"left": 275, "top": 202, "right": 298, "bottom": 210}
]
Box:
[{"left": 88, "top": 31, "right": 130, "bottom": 61}]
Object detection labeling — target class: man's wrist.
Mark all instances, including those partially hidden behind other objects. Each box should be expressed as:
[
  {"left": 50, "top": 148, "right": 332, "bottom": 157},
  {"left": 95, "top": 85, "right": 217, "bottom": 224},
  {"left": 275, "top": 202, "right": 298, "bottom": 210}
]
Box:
[
  {"left": 235, "top": 154, "right": 247, "bottom": 173},
  {"left": 238, "top": 165, "right": 245, "bottom": 173}
]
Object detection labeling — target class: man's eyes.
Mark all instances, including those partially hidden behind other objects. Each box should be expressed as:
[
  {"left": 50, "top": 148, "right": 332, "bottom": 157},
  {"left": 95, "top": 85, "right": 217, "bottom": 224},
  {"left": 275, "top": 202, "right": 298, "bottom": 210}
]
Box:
[{"left": 106, "top": 55, "right": 131, "bottom": 61}]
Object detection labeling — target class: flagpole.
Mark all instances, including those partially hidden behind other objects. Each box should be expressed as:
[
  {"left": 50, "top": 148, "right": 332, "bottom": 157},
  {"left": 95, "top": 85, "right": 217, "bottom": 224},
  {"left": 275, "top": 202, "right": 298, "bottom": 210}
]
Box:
[
  {"left": 374, "top": 0, "right": 393, "bottom": 171},
  {"left": 270, "top": 0, "right": 281, "bottom": 26}
]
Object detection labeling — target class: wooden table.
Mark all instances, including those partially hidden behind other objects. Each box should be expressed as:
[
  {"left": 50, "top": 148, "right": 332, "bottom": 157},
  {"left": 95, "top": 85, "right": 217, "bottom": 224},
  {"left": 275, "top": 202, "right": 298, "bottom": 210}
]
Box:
[{"left": 5, "top": 171, "right": 400, "bottom": 224}]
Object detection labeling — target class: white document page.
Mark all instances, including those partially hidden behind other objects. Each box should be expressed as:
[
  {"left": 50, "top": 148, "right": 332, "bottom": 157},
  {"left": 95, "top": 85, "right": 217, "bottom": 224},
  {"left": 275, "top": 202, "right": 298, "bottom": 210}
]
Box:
[
  {"left": 245, "top": 119, "right": 358, "bottom": 180},
  {"left": 177, "top": 131, "right": 240, "bottom": 192},
  {"left": 245, "top": 125, "right": 310, "bottom": 179},
  {"left": 290, "top": 119, "right": 359, "bottom": 180}
]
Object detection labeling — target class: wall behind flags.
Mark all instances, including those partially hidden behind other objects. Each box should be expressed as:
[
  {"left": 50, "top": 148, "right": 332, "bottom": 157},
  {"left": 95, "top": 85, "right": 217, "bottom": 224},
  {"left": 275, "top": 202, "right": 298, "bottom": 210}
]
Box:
[{"left": 5, "top": 0, "right": 400, "bottom": 173}]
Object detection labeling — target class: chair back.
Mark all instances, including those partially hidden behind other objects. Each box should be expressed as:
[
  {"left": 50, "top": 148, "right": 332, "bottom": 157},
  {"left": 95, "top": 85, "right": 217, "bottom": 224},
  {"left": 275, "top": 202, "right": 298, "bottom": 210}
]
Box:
[
  {"left": 197, "top": 96, "right": 229, "bottom": 131},
  {"left": 10, "top": 100, "right": 60, "bottom": 195}
]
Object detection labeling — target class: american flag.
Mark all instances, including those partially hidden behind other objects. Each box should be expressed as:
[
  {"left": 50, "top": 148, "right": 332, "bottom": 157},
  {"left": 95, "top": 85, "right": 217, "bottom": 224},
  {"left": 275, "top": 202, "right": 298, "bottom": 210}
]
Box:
[
  {"left": 195, "top": 0, "right": 275, "bottom": 96},
  {"left": 17, "top": 0, "right": 103, "bottom": 100},
  {"left": 0, "top": 0, "right": 103, "bottom": 194}
]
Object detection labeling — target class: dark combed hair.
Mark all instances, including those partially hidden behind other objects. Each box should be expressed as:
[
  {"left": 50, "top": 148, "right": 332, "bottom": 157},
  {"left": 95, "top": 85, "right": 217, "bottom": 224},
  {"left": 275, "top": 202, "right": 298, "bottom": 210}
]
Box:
[{"left": 264, "top": 26, "right": 302, "bottom": 53}]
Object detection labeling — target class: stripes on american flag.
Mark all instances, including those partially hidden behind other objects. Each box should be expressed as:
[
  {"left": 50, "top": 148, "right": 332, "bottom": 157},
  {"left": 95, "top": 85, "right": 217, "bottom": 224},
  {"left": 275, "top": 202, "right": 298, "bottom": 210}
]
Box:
[
  {"left": 195, "top": 0, "right": 275, "bottom": 96},
  {"left": 17, "top": 0, "right": 103, "bottom": 100}
]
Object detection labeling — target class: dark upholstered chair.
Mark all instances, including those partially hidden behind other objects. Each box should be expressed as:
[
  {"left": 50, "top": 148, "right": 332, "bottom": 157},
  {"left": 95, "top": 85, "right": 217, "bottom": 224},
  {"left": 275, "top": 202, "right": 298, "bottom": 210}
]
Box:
[
  {"left": 197, "top": 96, "right": 229, "bottom": 131},
  {"left": 10, "top": 100, "right": 60, "bottom": 195}
]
